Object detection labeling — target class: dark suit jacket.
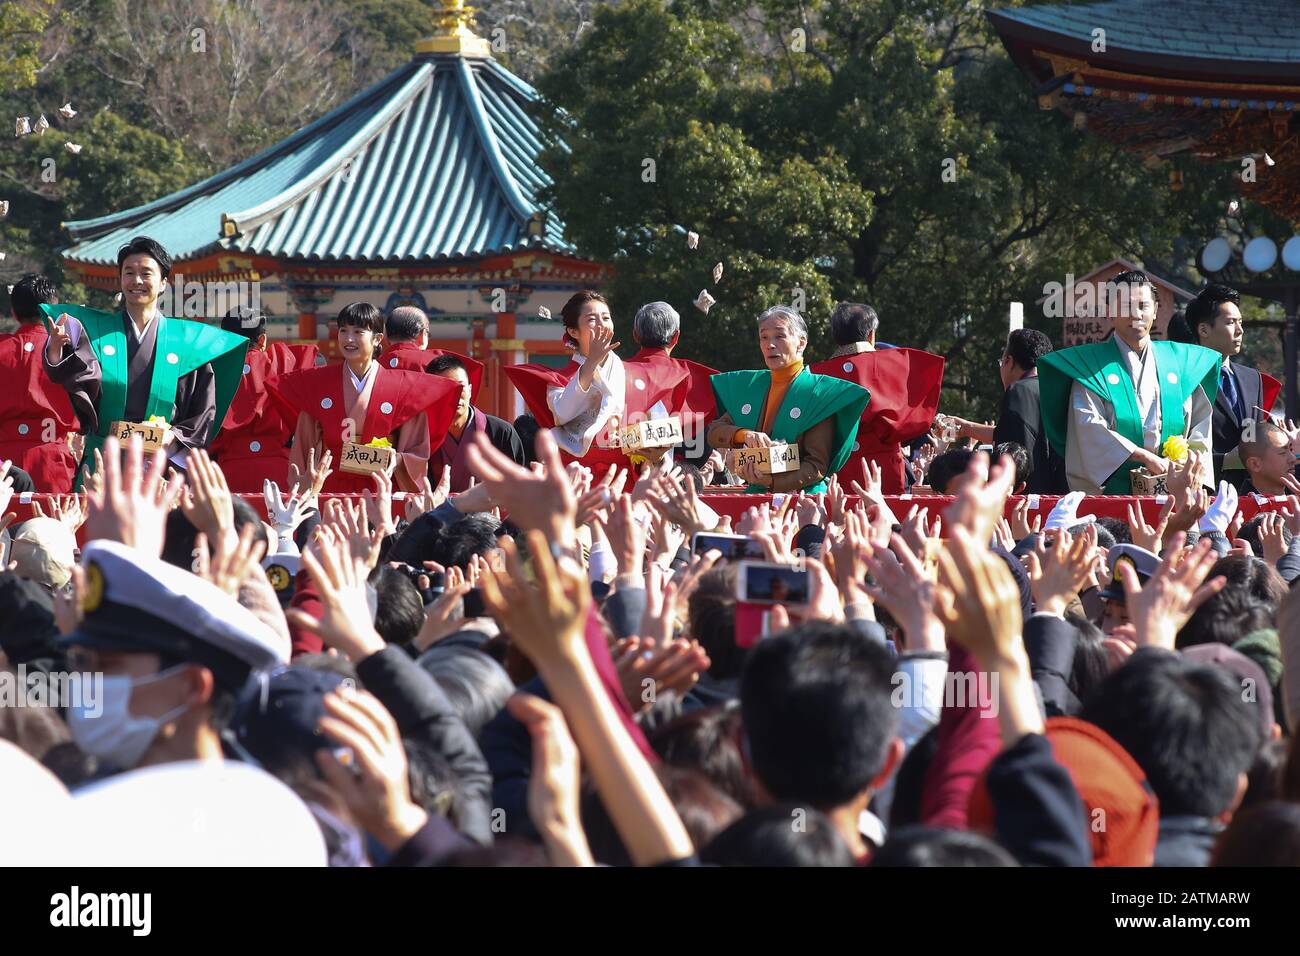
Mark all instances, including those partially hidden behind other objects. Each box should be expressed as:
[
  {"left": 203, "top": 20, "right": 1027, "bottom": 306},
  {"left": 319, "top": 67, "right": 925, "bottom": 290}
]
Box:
[
  {"left": 993, "top": 373, "right": 1065, "bottom": 494},
  {"left": 1212, "top": 360, "right": 1267, "bottom": 484}
]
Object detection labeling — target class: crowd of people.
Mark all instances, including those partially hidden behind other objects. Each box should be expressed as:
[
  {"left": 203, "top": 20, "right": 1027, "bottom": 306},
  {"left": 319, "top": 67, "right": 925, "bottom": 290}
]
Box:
[{"left": 2, "top": 236, "right": 1300, "bottom": 868}]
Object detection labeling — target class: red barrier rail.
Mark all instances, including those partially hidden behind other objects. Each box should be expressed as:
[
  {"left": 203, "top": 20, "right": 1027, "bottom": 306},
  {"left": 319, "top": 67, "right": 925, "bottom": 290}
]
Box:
[{"left": 11, "top": 491, "right": 1290, "bottom": 546}]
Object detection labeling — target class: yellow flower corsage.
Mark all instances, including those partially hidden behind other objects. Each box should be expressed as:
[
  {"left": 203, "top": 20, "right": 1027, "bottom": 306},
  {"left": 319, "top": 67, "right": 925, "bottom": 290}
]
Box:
[
  {"left": 1162, "top": 435, "right": 1189, "bottom": 463},
  {"left": 366, "top": 437, "right": 393, "bottom": 448},
  {"left": 147, "top": 415, "right": 168, "bottom": 425}
]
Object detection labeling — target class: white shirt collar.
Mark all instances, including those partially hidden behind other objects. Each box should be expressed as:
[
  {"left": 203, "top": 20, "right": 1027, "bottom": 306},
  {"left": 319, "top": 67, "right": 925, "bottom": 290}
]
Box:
[{"left": 347, "top": 360, "right": 377, "bottom": 393}]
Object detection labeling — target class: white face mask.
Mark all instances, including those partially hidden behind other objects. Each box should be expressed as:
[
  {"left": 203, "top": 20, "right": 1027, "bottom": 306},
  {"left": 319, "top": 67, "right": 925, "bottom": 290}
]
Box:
[{"left": 66, "top": 665, "right": 191, "bottom": 770}]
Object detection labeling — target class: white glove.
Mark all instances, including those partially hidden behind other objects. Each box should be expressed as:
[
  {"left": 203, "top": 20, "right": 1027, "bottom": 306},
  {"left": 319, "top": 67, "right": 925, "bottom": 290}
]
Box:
[
  {"left": 263, "top": 479, "right": 316, "bottom": 555},
  {"left": 1199, "top": 480, "right": 1239, "bottom": 533},
  {"left": 1044, "top": 491, "right": 1095, "bottom": 531}
]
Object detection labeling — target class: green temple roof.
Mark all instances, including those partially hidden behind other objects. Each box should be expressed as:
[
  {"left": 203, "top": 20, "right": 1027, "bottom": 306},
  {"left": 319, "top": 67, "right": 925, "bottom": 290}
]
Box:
[{"left": 63, "top": 52, "right": 573, "bottom": 266}]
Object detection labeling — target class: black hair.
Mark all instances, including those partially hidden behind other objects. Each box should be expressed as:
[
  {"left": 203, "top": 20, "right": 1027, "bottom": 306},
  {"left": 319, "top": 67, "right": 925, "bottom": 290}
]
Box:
[
  {"left": 1004, "top": 328, "right": 1051, "bottom": 370},
  {"left": 1095, "top": 516, "right": 1132, "bottom": 546},
  {"left": 336, "top": 302, "right": 384, "bottom": 334},
  {"left": 1186, "top": 283, "right": 1241, "bottom": 344},
  {"left": 1165, "top": 311, "right": 1198, "bottom": 344},
  {"left": 1241, "top": 737, "right": 1287, "bottom": 812},
  {"left": 1176, "top": 556, "right": 1286, "bottom": 650},
  {"left": 871, "top": 825, "right": 1018, "bottom": 867},
  {"left": 388, "top": 513, "right": 500, "bottom": 572},
  {"left": 1081, "top": 648, "right": 1261, "bottom": 817},
  {"left": 427, "top": 354, "right": 468, "bottom": 377},
  {"left": 1067, "top": 612, "right": 1112, "bottom": 707},
  {"left": 116, "top": 236, "right": 173, "bottom": 279},
  {"left": 829, "top": 302, "right": 879, "bottom": 346},
  {"left": 926, "top": 449, "right": 974, "bottom": 494},
  {"left": 700, "top": 804, "right": 855, "bottom": 866},
  {"left": 1110, "top": 269, "right": 1161, "bottom": 309},
  {"left": 404, "top": 736, "right": 463, "bottom": 826},
  {"left": 740, "top": 621, "right": 898, "bottom": 809},
  {"left": 513, "top": 413, "right": 541, "bottom": 465},
  {"left": 1177, "top": 591, "right": 1276, "bottom": 649},
  {"left": 992, "top": 441, "right": 1029, "bottom": 491},
  {"left": 9, "top": 273, "right": 57, "bottom": 323},
  {"left": 222, "top": 306, "right": 266, "bottom": 340},
  {"left": 1212, "top": 801, "right": 1300, "bottom": 866},
  {"left": 650, "top": 700, "right": 755, "bottom": 808},
  {"left": 559, "top": 290, "right": 608, "bottom": 348},
  {"left": 161, "top": 497, "right": 267, "bottom": 570},
  {"left": 582, "top": 765, "right": 742, "bottom": 866},
  {"left": 385, "top": 306, "right": 428, "bottom": 344},
  {"left": 368, "top": 565, "right": 424, "bottom": 646},
  {"left": 686, "top": 564, "right": 743, "bottom": 681}
]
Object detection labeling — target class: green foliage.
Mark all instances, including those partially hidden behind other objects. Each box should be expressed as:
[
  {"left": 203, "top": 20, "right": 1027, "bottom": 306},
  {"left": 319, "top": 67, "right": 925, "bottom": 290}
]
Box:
[
  {"left": 0, "top": 0, "right": 53, "bottom": 93},
  {"left": 60, "top": 110, "right": 208, "bottom": 219}
]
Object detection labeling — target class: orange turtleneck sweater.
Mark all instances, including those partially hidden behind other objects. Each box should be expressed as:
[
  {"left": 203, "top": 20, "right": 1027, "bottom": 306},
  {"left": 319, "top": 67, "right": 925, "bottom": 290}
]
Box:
[{"left": 734, "top": 359, "right": 804, "bottom": 445}]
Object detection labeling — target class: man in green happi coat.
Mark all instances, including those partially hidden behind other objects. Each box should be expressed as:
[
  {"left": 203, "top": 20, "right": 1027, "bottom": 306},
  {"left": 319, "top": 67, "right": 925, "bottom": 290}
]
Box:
[
  {"left": 41, "top": 236, "right": 249, "bottom": 483},
  {"left": 1038, "top": 270, "right": 1220, "bottom": 495}
]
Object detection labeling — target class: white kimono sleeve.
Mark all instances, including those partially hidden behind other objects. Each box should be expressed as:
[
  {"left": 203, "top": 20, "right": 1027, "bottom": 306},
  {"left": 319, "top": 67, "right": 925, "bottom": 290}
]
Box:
[{"left": 1065, "top": 380, "right": 1139, "bottom": 494}]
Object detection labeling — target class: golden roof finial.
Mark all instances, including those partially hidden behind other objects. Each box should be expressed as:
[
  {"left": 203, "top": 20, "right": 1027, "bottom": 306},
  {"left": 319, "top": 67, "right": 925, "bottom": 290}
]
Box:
[{"left": 418, "top": 0, "right": 492, "bottom": 57}]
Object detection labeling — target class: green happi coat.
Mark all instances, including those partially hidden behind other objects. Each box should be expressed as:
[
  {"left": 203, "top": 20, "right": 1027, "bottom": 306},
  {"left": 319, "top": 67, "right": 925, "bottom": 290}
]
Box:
[
  {"left": 710, "top": 366, "right": 870, "bottom": 494},
  {"left": 1038, "top": 336, "right": 1221, "bottom": 494},
  {"left": 39, "top": 303, "right": 249, "bottom": 483}
]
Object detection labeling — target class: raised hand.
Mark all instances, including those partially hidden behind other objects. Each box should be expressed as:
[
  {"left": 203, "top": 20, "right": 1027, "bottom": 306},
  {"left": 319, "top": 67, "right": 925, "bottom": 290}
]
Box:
[
  {"left": 1010, "top": 496, "right": 1042, "bottom": 541},
  {"left": 942, "top": 451, "right": 1015, "bottom": 546},
  {"left": 194, "top": 523, "right": 266, "bottom": 598},
  {"left": 1116, "top": 534, "right": 1226, "bottom": 650},
  {"left": 31, "top": 493, "right": 86, "bottom": 532},
  {"left": 480, "top": 529, "right": 591, "bottom": 669},
  {"left": 1199, "top": 480, "right": 1239, "bottom": 533},
  {"left": 263, "top": 479, "right": 316, "bottom": 554},
  {"left": 82, "top": 435, "right": 185, "bottom": 558},
  {"left": 405, "top": 469, "right": 451, "bottom": 523},
  {"left": 606, "top": 494, "right": 647, "bottom": 578},
  {"left": 288, "top": 447, "right": 333, "bottom": 505},
  {"left": 506, "top": 692, "right": 594, "bottom": 867},
  {"left": 1127, "top": 498, "right": 1172, "bottom": 554},
  {"left": 1025, "top": 525, "right": 1098, "bottom": 617},
  {"left": 321, "top": 497, "right": 384, "bottom": 573},
  {"left": 46, "top": 312, "right": 73, "bottom": 362},
  {"left": 464, "top": 429, "right": 577, "bottom": 551},
  {"left": 179, "top": 448, "right": 235, "bottom": 548},
  {"left": 315, "top": 687, "right": 428, "bottom": 852},
  {"left": 586, "top": 324, "right": 621, "bottom": 369},
  {"left": 285, "top": 525, "right": 385, "bottom": 661},
  {"left": 865, "top": 534, "right": 944, "bottom": 652}
]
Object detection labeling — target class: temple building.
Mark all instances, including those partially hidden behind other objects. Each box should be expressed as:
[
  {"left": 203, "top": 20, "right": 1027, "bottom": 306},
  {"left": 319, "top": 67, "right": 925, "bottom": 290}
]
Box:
[{"left": 57, "top": 2, "right": 606, "bottom": 420}]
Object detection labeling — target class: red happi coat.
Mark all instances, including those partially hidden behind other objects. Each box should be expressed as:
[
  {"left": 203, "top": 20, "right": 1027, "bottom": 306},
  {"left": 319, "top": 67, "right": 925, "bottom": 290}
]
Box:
[
  {"left": 810, "top": 347, "right": 945, "bottom": 494},
  {"left": 273, "top": 363, "right": 460, "bottom": 494},
  {"left": 504, "top": 355, "right": 688, "bottom": 476},
  {"left": 210, "top": 343, "right": 320, "bottom": 492},
  {"left": 625, "top": 347, "right": 718, "bottom": 452},
  {"left": 381, "top": 342, "right": 486, "bottom": 403},
  {"left": 0, "top": 323, "right": 79, "bottom": 492}
]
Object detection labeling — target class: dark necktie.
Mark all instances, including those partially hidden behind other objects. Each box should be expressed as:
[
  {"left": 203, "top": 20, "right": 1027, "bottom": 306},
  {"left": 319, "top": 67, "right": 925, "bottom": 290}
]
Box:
[{"left": 1220, "top": 367, "right": 1244, "bottom": 420}]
